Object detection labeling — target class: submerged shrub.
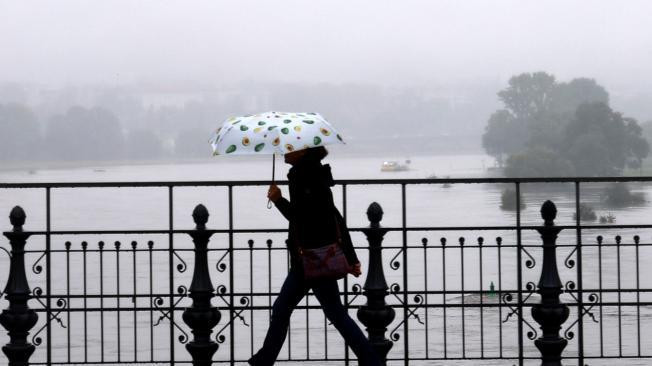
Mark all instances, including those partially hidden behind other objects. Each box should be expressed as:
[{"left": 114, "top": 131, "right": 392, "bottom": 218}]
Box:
[
  {"left": 603, "top": 182, "right": 645, "bottom": 206},
  {"left": 500, "top": 188, "right": 526, "bottom": 211},
  {"left": 572, "top": 203, "right": 597, "bottom": 221},
  {"left": 599, "top": 213, "right": 616, "bottom": 224}
]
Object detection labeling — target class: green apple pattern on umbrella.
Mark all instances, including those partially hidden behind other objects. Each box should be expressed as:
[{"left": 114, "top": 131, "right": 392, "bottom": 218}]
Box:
[{"left": 209, "top": 111, "right": 344, "bottom": 156}]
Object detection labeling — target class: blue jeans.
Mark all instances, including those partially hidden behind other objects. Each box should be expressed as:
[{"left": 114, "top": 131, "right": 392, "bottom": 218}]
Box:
[{"left": 249, "top": 269, "right": 381, "bottom": 366}]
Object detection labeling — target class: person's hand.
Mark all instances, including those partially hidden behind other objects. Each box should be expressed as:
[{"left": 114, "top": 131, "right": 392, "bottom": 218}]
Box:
[
  {"left": 350, "top": 262, "right": 362, "bottom": 277},
  {"left": 267, "top": 184, "right": 282, "bottom": 203}
]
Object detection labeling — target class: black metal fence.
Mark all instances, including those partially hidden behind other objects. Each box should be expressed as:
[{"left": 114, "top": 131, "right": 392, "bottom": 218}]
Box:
[{"left": 1, "top": 178, "right": 652, "bottom": 365}]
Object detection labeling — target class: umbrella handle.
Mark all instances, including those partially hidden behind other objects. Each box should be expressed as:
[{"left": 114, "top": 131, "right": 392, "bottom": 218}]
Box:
[{"left": 267, "top": 154, "right": 275, "bottom": 209}]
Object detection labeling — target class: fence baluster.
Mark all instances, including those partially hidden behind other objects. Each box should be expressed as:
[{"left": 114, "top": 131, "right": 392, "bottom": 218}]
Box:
[
  {"left": 532, "top": 200, "right": 569, "bottom": 366},
  {"left": 0, "top": 206, "right": 38, "bottom": 366},
  {"left": 182, "top": 204, "right": 221, "bottom": 366},
  {"left": 358, "top": 202, "right": 395, "bottom": 365}
]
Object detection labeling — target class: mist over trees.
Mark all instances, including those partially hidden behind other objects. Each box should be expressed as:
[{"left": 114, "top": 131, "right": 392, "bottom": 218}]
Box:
[
  {"left": 46, "top": 106, "right": 125, "bottom": 161},
  {"left": 483, "top": 72, "right": 649, "bottom": 177},
  {"left": 0, "top": 103, "right": 41, "bottom": 162},
  {"left": 126, "top": 129, "right": 166, "bottom": 160},
  {"left": 0, "top": 82, "right": 495, "bottom": 166},
  {"left": 1, "top": 78, "right": 651, "bottom": 170}
]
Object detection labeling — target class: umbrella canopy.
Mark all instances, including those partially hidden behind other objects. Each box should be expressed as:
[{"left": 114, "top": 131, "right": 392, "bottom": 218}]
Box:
[{"left": 209, "top": 111, "right": 344, "bottom": 156}]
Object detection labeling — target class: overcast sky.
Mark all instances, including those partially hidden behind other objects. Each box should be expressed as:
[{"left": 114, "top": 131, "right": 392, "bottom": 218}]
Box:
[{"left": 1, "top": 0, "right": 651, "bottom": 90}]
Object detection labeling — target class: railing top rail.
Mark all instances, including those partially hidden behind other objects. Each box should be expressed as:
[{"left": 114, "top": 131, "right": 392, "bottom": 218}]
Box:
[
  {"left": 2, "top": 176, "right": 652, "bottom": 188},
  {"left": 6, "top": 223, "right": 652, "bottom": 237}
]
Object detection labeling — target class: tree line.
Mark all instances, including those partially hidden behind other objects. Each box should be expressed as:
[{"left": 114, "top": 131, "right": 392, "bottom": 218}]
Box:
[
  {"left": 0, "top": 82, "right": 496, "bottom": 165},
  {"left": 0, "top": 104, "right": 169, "bottom": 163},
  {"left": 482, "top": 72, "right": 651, "bottom": 176}
]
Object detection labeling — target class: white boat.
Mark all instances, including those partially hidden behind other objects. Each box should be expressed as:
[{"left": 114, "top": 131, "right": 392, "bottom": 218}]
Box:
[{"left": 381, "top": 160, "right": 410, "bottom": 172}]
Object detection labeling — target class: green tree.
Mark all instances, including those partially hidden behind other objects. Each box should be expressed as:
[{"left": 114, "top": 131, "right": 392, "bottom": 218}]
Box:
[
  {"left": 485, "top": 72, "right": 647, "bottom": 177},
  {"left": 549, "top": 78, "right": 609, "bottom": 115},
  {"left": 485, "top": 72, "right": 560, "bottom": 164},
  {"left": 497, "top": 72, "right": 556, "bottom": 121},
  {"left": 529, "top": 77, "right": 610, "bottom": 151},
  {"left": 482, "top": 110, "right": 528, "bottom": 166},
  {"left": 504, "top": 147, "right": 574, "bottom": 177},
  {"left": 562, "top": 103, "right": 648, "bottom": 175},
  {"left": 526, "top": 113, "right": 567, "bottom": 151},
  {"left": 624, "top": 118, "right": 650, "bottom": 170}
]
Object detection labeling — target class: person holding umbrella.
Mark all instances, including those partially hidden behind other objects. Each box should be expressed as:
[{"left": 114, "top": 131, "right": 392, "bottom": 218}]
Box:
[
  {"left": 250, "top": 146, "right": 380, "bottom": 366},
  {"left": 210, "top": 112, "right": 381, "bottom": 365}
]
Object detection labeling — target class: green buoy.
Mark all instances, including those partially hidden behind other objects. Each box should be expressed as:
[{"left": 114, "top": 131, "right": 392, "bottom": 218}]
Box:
[{"left": 489, "top": 281, "right": 496, "bottom": 297}]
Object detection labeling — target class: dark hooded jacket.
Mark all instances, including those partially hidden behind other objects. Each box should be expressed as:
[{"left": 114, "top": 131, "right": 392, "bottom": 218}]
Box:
[{"left": 273, "top": 158, "right": 359, "bottom": 270}]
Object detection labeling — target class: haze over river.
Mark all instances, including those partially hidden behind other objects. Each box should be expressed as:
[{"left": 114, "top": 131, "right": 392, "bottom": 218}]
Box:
[{"left": 1, "top": 153, "right": 652, "bottom": 365}]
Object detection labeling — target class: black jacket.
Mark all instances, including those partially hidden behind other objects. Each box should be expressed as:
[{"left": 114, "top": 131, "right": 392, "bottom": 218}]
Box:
[{"left": 274, "top": 160, "right": 359, "bottom": 269}]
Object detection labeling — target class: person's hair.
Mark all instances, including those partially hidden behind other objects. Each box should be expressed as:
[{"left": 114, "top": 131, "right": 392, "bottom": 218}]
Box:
[{"left": 303, "top": 146, "right": 328, "bottom": 162}]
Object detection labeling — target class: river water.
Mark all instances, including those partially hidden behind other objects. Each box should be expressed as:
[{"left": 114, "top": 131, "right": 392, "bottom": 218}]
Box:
[{"left": 1, "top": 153, "right": 651, "bottom": 365}]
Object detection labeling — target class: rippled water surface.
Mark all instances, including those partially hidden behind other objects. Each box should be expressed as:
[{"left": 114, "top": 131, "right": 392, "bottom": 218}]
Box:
[{"left": 1, "top": 153, "right": 651, "bottom": 365}]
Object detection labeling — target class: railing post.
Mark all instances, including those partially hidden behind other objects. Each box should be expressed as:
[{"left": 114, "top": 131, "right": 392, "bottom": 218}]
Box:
[
  {"left": 182, "top": 204, "right": 221, "bottom": 366},
  {"left": 0, "top": 206, "right": 38, "bottom": 366},
  {"left": 357, "top": 202, "right": 395, "bottom": 365},
  {"left": 532, "top": 201, "right": 569, "bottom": 366}
]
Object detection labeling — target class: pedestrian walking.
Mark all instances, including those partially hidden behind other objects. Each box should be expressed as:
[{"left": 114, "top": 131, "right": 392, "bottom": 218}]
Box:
[{"left": 248, "top": 146, "right": 381, "bottom": 366}]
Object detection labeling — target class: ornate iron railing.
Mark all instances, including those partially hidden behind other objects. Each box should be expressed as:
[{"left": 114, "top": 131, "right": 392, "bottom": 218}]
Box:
[{"left": 1, "top": 177, "right": 652, "bottom": 365}]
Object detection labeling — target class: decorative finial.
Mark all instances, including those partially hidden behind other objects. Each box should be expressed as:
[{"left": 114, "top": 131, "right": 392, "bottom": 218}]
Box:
[
  {"left": 540, "top": 200, "right": 557, "bottom": 225},
  {"left": 192, "top": 204, "right": 209, "bottom": 229},
  {"left": 367, "top": 202, "right": 383, "bottom": 226},
  {"left": 9, "top": 206, "right": 26, "bottom": 230}
]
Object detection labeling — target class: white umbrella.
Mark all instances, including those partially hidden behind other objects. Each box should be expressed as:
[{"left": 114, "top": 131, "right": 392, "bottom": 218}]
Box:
[
  {"left": 209, "top": 111, "right": 344, "bottom": 156},
  {"left": 209, "top": 111, "right": 345, "bottom": 207}
]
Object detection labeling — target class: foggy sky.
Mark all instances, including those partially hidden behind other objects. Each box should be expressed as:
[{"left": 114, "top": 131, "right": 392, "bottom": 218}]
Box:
[{"left": 1, "top": 0, "right": 651, "bottom": 90}]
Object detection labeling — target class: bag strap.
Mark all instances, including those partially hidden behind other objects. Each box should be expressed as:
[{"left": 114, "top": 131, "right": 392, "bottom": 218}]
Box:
[{"left": 333, "top": 210, "right": 343, "bottom": 246}]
